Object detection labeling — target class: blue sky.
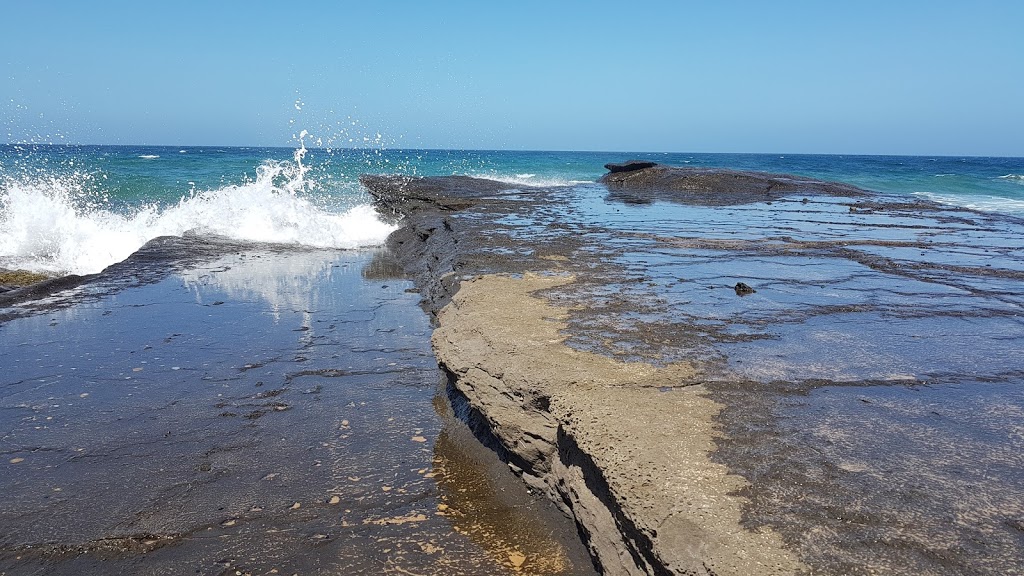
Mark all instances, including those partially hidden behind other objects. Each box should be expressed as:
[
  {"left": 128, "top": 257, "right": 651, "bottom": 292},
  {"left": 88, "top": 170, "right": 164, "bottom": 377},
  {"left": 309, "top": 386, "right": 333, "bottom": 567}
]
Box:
[{"left": 2, "top": 1, "right": 1022, "bottom": 155}]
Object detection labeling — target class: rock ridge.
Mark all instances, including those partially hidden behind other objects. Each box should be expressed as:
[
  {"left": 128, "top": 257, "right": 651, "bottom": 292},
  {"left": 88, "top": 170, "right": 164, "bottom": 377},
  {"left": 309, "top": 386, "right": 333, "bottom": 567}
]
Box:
[{"left": 361, "top": 172, "right": 806, "bottom": 575}]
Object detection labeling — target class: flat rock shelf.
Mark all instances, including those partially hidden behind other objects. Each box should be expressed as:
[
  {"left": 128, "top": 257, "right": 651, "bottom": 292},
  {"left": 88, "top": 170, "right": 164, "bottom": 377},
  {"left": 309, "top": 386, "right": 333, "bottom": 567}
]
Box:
[
  {"left": 0, "top": 243, "right": 597, "bottom": 576},
  {"left": 362, "top": 163, "right": 1024, "bottom": 576}
]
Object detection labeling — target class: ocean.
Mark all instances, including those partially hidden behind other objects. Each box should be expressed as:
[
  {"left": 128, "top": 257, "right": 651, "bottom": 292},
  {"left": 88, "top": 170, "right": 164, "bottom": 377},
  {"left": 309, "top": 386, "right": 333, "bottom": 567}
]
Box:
[{"left": 2, "top": 144, "right": 1022, "bottom": 276}]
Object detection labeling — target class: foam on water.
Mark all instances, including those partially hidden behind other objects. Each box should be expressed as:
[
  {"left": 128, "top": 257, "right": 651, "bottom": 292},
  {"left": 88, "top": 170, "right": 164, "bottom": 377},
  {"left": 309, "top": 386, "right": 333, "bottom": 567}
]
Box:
[
  {"left": 914, "top": 191, "right": 1024, "bottom": 214},
  {"left": 473, "top": 172, "right": 592, "bottom": 188},
  {"left": 0, "top": 156, "right": 396, "bottom": 276},
  {"left": 998, "top": 174, "right": 1024, "bottom": 184}
]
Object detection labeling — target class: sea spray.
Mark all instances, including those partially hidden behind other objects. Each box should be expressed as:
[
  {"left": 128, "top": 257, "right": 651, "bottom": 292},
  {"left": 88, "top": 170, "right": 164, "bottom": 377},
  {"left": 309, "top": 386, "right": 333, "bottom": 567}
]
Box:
[
  {"left": 0, "top": 153, "right": 396, "bottom": 276},
  {"left": 0, "top": 171, "right": 145, "bottom": 276}
]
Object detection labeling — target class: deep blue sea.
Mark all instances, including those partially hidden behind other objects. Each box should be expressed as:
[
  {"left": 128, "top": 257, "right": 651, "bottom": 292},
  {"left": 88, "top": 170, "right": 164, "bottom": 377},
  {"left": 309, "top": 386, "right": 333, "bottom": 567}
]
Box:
[{"left": 2, "top": 143, "right": 1022, "bottom": 275}]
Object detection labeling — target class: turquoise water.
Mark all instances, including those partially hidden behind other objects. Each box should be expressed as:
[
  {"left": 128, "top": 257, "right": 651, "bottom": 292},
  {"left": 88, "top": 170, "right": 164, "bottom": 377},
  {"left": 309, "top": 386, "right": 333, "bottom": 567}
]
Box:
[{"left": 2, "top": 144, "right": 1022, "bottom": 275}]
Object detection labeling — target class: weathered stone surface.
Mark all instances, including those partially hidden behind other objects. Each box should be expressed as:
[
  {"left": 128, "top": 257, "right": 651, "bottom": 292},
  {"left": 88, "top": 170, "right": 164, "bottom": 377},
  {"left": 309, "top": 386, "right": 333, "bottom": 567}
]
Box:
[
  {"left": 363, "top": 167, "right": 1024, "bottom": 575},
  {"left": 433, "top": 273, "right": 801, "bottom": 575},
  {"left": 361, "top": 172, "right": 808, "bottom": 574}
]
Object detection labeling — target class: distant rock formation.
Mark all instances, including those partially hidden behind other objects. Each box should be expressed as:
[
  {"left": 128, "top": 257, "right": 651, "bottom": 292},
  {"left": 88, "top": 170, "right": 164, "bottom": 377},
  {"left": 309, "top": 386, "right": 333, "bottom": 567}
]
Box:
[
  {"left": 604, "top": 160, "right": 658, "bottom": 173},
  {"left": 600, "top": 163, "right": 868, "bottom": 206}
]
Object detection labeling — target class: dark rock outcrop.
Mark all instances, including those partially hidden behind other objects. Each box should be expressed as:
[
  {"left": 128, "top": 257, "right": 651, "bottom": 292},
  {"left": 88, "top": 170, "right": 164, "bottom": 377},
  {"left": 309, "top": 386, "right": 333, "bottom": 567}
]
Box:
[
  {"left": 361, "top": 174, "right": 531, "bottom": 218},
  {"left": 600, "top": 163, "right": 868, "bottom": 206},
  {"left": 734, "top": 282, "right": 756, "bottom": 296},
  {"left": 604, "top": 160, "right": 658, "bottom": 173}
]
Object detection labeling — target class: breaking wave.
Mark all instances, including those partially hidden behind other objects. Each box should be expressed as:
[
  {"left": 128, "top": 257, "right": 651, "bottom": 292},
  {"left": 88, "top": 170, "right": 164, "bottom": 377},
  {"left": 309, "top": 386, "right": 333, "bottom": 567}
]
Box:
[
  {"left": 0, "top": 157, "right": 396, "bottom": 276},
  {"left": 914, "top": 191, "right": 1024, "bottom": 215},
  {"left": 470, "top": 172, "right": 592, "bottom": 188}
]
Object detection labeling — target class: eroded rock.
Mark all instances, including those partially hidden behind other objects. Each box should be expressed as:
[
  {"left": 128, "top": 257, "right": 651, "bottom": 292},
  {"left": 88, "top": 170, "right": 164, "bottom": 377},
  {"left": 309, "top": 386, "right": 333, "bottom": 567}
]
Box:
[{"left": 363, "top": 167, "right": 1024, "bottom": 575}]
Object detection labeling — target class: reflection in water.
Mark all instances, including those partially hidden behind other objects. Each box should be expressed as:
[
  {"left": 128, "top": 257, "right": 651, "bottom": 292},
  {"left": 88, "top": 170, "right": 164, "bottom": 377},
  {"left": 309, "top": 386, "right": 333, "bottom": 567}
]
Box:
[
  {"left": 177, "top": 248, "right": 342, "bottom": 320},
  {"left": 0, "top": 246, "right": 594, "bottom": 575},
  {"left": 361, "top": 249, "right": 407, "bottom": 281}
]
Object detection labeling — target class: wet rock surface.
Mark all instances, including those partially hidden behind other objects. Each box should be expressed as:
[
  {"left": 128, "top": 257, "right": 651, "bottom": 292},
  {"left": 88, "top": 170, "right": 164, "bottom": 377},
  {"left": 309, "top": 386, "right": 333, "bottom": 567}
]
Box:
[
  {"left": 0, "top": 243, "right": 596, "bottom": 575},
  {"left": 362, "top": 168, "right": 1024, "bottom": 575}
]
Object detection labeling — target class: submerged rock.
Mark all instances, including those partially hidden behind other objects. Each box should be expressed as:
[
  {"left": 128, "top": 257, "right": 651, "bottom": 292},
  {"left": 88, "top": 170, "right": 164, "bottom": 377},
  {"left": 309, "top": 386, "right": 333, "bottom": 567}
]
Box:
[{"left": 734, "top": 282, "right": 756, "bottom": 296}]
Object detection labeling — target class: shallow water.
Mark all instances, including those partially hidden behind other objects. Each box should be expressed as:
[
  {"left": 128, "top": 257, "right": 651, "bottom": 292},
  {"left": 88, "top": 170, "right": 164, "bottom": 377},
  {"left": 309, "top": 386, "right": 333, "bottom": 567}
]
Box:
[
  {"left": 768, "top": 381, "right": 1024, "bottom": 574},
  {"left": 0, "top": 245, "right": 595, "bottom": 575}
]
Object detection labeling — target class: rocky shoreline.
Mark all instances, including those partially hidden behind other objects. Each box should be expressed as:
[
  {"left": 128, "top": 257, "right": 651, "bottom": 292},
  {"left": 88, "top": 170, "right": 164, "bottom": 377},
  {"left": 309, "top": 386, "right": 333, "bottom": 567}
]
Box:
[
  {"left": 362, "top": 163, "right": 1024, "bottom": 575},
  {"left": 3, "top": 162, "right": 1021, "bottom": 574}
]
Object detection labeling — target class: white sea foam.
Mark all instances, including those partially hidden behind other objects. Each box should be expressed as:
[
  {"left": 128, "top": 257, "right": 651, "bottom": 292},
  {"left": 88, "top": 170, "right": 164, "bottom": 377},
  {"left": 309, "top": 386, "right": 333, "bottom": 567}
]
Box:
[
  {"left": 914, "top": 191, "right": 1024, "bottom": 214},
  {"left": 138, "top": 154, "right": 160, "bottom": 159},
  {"left": 998, "top": 174, "right": 1024, "bottom": 184},
  {"left": 474, "top": 172, "right": 592, "bottom": 188},
  {"left": 0, "top": 160, "right": 396, "bottom": 276}
]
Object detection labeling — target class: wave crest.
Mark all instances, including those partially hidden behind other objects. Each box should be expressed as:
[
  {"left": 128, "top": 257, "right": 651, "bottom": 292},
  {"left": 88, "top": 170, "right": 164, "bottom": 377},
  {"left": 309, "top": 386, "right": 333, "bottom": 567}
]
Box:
[
  {"left": 914, "top": 191, "right": 1024, "bottom": 214},
  {"left": 0, "top": 160, "right": 396, "bottom": 276},
  {"left": 470, "top": 172, "right": 592, "bottom": 188}
]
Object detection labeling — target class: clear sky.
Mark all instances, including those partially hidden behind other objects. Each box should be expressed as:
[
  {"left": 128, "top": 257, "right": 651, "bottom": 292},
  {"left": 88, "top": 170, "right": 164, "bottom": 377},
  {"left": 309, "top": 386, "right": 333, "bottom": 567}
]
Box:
[{"left": 2, "top": 0, "right": 1022, "bottom": 155}]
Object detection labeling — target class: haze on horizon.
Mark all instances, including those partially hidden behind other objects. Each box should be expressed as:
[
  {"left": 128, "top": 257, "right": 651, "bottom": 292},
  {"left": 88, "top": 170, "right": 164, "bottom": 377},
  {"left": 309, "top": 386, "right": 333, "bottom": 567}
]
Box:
[{"left": 2, "top": 1, "right": 1022, "bottom": 157}]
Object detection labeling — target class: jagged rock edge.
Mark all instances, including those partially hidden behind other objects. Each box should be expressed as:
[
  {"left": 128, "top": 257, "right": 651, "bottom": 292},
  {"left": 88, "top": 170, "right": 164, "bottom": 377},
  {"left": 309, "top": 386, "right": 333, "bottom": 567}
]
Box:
[{"left": 365, "top": 178, "right": 689, "bottom": 575}]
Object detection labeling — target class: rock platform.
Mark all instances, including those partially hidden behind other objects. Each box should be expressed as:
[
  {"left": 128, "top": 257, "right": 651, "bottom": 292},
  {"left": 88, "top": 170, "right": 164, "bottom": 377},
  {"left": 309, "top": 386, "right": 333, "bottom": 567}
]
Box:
[{"left": 363, "top": 164, "right": 1024, "bottom": 575}]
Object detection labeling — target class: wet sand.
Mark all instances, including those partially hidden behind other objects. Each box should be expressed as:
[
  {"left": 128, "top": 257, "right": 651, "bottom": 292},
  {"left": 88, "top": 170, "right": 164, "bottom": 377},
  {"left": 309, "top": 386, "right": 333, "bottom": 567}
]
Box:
[
  {"left": 363, "top": 165, "right": 1024, "bottom": 575},
  {"left": 0, "top": 243, "right": 596, "bottom": 575}
]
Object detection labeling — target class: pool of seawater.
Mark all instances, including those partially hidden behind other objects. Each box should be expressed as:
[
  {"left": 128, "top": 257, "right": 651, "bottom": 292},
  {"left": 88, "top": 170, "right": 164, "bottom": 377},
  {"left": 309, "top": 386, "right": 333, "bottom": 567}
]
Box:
[
  {"left": 0, "top": 246, "right": 595, "bottom": 575},
  {"left": 713, "top": 379, "right": 1024, "bottom": 574}
]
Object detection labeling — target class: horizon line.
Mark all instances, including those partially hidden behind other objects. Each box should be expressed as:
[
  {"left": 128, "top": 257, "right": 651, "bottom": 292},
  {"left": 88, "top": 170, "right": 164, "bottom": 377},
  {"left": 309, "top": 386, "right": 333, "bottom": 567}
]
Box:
[{"left": 1, "top": 142, "right": 1022, "bottom": 160}]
